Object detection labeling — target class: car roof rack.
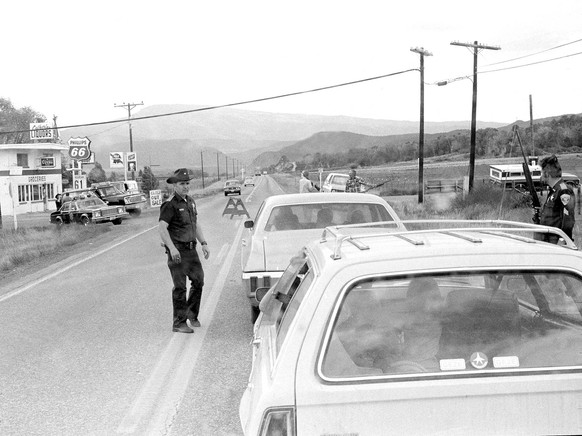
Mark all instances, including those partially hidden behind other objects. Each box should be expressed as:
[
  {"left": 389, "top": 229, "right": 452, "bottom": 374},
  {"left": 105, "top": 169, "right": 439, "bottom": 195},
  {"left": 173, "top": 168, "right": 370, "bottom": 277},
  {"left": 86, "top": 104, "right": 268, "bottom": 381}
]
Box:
[{"left": 320, "top": 219, "right": 578, "bottom": 260}]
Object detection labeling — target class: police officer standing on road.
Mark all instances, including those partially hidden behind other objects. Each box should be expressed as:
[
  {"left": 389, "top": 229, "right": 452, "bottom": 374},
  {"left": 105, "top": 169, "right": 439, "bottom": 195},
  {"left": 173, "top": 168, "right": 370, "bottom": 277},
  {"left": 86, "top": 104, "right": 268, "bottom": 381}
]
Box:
[
  {"left": 159, "top": 168, "right": 210, "bottom": 334},
  {"left": 538, "top": 155, "right": 576, "bottom": 244}
]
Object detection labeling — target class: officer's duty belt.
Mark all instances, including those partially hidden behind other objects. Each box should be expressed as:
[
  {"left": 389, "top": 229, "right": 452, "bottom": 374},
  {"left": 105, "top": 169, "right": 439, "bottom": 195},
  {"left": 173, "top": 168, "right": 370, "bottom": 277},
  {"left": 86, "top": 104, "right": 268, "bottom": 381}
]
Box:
[{"left": 174, "top": 241, "right": 197, "bottom": 250}]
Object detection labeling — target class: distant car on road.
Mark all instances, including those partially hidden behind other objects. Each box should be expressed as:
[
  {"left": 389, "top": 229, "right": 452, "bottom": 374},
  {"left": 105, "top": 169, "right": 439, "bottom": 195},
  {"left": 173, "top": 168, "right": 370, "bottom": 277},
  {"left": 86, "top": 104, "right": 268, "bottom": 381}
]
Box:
[
  {"left": 322, "top": 172, "right": 350, "bottom": 192},
  {"left": 50, "top": 196, "right": 127, "bottom": 226},
  {"left": 240, "top": 219, "right": 582, "bottom": 436},
  {"left": 243, "top": 177, "right": 255, "bottom": 187},
  {"left": 224, "top": 179, "right": 242, "bottom": 196},
  {"left": 241, "top": 192, "right": 404, "bottom": 322}
]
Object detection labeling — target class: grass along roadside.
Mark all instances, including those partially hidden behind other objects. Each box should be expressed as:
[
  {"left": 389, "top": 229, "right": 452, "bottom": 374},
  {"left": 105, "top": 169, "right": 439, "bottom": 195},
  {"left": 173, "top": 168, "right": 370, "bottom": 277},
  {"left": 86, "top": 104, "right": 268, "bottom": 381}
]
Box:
[{"left": 0, "top": 224, "right": 113, "bottom": 277}]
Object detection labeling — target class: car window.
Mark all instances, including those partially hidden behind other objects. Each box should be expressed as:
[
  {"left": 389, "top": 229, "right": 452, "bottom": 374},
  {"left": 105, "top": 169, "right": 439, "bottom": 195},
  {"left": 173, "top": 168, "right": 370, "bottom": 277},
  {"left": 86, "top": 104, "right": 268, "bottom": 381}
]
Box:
[
  {"left": 264, "top": 203, "right": 394, "bottom": 231},
  {"left": 332, "top": 175, "right": 349, "bottom": 185},
  {"left": 320, "top": 270, "right": 582, "bottom": 380},
  {"left": 257, "top": 251, "right": 313, "bottom": 354}
]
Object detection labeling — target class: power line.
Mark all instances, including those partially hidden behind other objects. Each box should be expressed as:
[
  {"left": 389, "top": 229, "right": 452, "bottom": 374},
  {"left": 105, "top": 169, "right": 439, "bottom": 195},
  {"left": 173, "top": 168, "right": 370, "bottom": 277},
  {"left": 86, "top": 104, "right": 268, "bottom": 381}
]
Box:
[
  {"left": 479, "top": 50, "right": 582, "bottom": 74},
  {"left": 0, "top": 68, "right": 418, "bottom": 136},
  {"left": 482, "top": 37, "right": 582, "bottom": 67},
  {"left": 430, "top": 48, "right": 582, "bottom": 86}
]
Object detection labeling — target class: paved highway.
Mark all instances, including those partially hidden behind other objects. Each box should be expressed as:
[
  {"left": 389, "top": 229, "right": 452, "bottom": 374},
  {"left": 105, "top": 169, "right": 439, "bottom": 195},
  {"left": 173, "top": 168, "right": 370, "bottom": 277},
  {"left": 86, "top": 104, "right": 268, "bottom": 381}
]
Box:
[{"left": 0, "top": 176, "right": 277, "bottom": 436}]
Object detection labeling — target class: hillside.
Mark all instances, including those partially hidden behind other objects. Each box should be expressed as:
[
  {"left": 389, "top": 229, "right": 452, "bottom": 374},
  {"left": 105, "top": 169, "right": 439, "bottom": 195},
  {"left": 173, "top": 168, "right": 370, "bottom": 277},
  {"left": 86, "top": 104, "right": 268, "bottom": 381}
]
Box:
[{"left": 59, "top": 104, "right": 505, "bottom": 171}]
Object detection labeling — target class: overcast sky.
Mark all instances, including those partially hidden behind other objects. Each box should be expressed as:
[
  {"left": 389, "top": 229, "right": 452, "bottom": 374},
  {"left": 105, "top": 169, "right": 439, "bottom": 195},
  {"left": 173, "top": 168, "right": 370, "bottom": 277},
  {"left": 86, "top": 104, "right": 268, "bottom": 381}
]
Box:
[{"left": 3, "top": 0, "right": 582, "bottom": 129}]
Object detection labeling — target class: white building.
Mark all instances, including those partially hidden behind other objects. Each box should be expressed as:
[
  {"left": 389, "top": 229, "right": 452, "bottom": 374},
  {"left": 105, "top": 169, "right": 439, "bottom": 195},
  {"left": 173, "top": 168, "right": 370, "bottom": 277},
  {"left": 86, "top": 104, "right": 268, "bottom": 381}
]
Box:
[{"left": 0, "top": 142, "right": 68, "bottom": 216}]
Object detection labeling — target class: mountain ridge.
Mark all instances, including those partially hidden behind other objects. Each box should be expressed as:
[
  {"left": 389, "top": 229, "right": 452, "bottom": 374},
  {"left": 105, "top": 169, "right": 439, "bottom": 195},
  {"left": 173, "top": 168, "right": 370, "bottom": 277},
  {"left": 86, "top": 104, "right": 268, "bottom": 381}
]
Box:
[{"left": 57, "top": 103, "right": 515, "bottom": 172}]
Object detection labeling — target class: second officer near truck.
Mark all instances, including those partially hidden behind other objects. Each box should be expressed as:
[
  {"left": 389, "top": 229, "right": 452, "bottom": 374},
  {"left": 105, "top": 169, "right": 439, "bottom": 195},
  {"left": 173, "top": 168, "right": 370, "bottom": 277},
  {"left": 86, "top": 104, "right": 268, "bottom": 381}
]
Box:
[{"left": 538, "top": 155, "right": 576, "bottom": 244}]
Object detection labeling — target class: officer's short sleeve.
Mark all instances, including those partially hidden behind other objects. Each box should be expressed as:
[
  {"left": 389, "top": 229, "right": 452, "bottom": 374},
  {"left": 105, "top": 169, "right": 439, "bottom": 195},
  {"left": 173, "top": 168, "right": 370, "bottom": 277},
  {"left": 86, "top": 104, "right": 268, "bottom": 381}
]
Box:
[{"left": 159, "top": 200, "right": 174, "bottom": 224}]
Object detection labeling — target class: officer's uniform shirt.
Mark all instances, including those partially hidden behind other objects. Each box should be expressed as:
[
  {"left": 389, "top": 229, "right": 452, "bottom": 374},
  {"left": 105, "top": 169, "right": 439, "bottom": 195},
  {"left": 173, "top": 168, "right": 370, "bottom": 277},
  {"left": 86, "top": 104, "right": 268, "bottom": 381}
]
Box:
[
  {"left": 159, "top": 193, "right": 198, "bottom": 243},
  {"left": 540, "top": 179, "right": 575, "bottom": 239}
]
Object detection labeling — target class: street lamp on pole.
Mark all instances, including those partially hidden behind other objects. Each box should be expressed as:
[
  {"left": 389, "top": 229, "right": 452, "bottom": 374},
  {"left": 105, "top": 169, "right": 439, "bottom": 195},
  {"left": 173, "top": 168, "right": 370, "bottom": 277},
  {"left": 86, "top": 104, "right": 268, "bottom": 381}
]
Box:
[{"left": 410, "top": 47, "right": 432, "bottom": 203}]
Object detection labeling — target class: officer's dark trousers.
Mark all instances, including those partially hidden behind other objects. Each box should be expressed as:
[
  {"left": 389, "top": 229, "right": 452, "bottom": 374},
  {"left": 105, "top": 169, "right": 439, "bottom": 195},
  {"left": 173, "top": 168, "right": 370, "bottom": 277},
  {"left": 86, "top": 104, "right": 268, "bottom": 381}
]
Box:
[{"left": 167, "top": 246, "right": 205, "bottom": 328}]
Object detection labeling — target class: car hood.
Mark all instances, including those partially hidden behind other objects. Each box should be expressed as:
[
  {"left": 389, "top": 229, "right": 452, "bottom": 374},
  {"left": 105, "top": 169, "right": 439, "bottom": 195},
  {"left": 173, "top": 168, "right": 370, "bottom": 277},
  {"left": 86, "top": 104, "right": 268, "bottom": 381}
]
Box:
[{"left": 243, "top": 229, "right": 323, "bottom": 273}]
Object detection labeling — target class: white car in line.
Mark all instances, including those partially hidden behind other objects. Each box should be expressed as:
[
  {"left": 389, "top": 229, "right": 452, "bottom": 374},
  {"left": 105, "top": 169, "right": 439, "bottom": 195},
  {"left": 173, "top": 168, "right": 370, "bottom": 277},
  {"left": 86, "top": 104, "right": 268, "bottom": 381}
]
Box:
[
  {"left": 240, "top": 220, "right": 582, "bottom": 436},
  {"left": 240, "top": 192, "right": 404, "bottom": 322},
  {"left": 321, "top": 172, "right": 350, "bottom": 192}
]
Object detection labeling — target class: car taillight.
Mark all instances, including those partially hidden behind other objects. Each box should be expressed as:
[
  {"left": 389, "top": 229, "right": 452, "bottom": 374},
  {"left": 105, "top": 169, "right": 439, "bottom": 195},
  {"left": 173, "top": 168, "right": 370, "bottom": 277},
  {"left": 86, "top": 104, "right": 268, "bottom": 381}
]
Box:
[{"left": 258, "top": 407, "right": 295, "bottom": 436}]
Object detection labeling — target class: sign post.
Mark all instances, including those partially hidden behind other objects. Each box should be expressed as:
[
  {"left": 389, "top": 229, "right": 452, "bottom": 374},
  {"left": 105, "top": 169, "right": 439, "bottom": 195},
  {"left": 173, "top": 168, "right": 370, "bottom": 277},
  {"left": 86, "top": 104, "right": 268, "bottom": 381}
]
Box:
[{"left": 68, "top": 137, "right": 91, "bottom": 191}]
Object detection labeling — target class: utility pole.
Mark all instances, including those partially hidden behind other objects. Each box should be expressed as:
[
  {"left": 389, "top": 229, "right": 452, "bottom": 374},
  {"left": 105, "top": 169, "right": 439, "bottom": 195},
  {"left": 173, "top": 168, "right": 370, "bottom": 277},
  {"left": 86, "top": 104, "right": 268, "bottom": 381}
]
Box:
[
  {"left": 410, "top": 46, "right": 432, "bottom": 203},
  {"left": 216, "top": 152, "right": 220, "bottom": 182},
  {"left": 450, "top": 41, "right": 500, "bottom": 191},
  {"left": 529, "top": 95, "right": 535, "bottom": 157},
  {"left": 114, "top": 101, "right": 144, "bottom": 180},
  {"left": 225, "top": 155, "right": 228, "bottom": 179},
  {"left": 200, "top": 151, "right": 205, "bottom": 189}
]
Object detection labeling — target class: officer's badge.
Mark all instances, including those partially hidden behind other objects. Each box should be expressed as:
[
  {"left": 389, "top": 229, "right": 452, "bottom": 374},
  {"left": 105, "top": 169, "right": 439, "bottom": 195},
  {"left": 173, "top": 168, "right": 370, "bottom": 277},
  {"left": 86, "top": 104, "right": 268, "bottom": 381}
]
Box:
[{"left": 560, "top": 193, "right": 571, "bottom": 206}]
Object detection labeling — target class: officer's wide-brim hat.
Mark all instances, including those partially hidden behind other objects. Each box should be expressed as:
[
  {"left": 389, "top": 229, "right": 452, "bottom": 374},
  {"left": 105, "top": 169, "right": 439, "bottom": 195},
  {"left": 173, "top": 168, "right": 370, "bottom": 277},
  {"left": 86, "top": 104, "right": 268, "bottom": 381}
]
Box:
[{"left": 166, "top": 168, "right": 194, "bottom": 184}]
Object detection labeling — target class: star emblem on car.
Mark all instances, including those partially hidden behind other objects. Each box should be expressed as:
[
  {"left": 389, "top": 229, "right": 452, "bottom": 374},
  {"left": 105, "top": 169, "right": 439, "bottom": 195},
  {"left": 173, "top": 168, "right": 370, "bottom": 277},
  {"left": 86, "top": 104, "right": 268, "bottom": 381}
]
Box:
[{"left": 470, "top": 352, "right": 488, "bottom": 369}]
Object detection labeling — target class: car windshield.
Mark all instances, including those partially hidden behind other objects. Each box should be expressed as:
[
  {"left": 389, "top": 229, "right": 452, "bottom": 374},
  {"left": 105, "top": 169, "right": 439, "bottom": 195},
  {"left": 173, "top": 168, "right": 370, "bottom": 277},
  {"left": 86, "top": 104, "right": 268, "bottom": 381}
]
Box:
[
  {"left": 226, "top": 181, "right": 238, "bottom": 186},
  {"left": 97, "top": 186, "right": 123, "bottom": 195},
  {"left": 264, "top": 202, "right": 394, "bottom": 231},
  {"left": 321, "top": 270, "right": 582, "bottom": 380},
  {"left": 80, "top": 198, "right": 105, "bottom": 207}
]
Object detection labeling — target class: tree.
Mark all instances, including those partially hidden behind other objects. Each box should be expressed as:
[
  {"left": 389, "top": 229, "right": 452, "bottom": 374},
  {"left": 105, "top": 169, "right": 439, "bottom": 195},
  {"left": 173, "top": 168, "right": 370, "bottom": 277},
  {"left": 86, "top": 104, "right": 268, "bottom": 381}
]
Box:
[
  {"left": 87, "top": 162, "right": 107, "bottom": 185},
  {"left": 140, "top": 166, "right": 159, "bottom": 194},
  {"left": 0, "top": 97, "right": 47, "bottom": 144}
]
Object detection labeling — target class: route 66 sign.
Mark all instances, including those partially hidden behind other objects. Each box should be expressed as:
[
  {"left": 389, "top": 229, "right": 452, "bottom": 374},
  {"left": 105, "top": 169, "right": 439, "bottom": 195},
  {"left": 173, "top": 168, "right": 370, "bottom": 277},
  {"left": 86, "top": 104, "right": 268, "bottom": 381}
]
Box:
[{"left": 68, "top": 137, "right": 92, "bottom": 161}]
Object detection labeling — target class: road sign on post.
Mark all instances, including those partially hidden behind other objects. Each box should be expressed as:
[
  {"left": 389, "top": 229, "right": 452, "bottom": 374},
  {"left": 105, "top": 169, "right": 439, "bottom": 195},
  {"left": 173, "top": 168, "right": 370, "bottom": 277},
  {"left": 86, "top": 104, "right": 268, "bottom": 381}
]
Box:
[{"left": 68, "top": 137, "right": 92, "bottom": 161}]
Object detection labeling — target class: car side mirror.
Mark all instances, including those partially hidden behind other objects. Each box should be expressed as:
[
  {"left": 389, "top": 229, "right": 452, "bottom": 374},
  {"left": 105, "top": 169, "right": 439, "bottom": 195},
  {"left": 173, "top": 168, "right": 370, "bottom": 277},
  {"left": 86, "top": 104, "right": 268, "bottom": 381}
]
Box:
[
  {"left": 244, "top": 220, "right": 254, "bottom": 229},
  {"left": 255, "top": 287, "right": 271, "bottom": 303}
]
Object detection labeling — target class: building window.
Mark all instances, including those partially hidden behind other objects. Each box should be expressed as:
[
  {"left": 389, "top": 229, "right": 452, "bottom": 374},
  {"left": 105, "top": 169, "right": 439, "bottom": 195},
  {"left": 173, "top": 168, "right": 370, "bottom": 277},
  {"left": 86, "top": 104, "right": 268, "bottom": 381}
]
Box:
[{"left": 17, "top": 153, "right": 29, "bottom": 168}]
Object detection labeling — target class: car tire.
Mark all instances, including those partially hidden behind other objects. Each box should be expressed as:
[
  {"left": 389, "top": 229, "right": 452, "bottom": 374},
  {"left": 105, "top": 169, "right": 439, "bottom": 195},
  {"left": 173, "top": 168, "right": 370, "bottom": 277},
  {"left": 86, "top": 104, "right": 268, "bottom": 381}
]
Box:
[
  {"left": 80, "top": 216, "right": 90, "bottom": 226},
  {"left": 112, "top": 218, "right": 123, "bottom": 225},
  {"left": 251, "top": 306, "right": 260, "bottom": 324},
  {"left": 55, "top": 217, "right": 64, "bottom": 226}
]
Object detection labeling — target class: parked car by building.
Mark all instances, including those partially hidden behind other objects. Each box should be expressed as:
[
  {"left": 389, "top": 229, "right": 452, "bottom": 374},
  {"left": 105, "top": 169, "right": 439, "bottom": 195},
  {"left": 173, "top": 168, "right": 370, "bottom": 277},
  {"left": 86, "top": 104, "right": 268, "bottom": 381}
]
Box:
[
  {"left": 50, "top": 195, "right": 127, "bottom": 226},
  {"left": 91, "top": 181, "right": 147, "bottom": 215},
  {"left": 322, "top": 172, "right": 350, "bottom": 192},
  {"left": 240, "top": 220, "right": 582, "bottom": 436},
  {"left": 241, "top": 192, "right": 404, "bottom": 322},
  {"left": 224, "top": 179, "right": 242, "bottom": 196}
]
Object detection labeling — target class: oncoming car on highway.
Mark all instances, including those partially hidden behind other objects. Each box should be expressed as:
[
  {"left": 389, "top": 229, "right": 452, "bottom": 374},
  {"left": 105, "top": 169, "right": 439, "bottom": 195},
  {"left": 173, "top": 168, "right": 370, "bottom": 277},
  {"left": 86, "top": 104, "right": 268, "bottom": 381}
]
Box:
[
  {"left": 240, "top": 192, "right": 404, "bottom": 322},
  {"left": 224, "top": 179, "right": 242, "bottom": 196},
  {"left": 240, "top": 220, "right": 582, "bottom": 436},
  {"left": 50, "top": 196, "right": 128, "bottom": 226}
]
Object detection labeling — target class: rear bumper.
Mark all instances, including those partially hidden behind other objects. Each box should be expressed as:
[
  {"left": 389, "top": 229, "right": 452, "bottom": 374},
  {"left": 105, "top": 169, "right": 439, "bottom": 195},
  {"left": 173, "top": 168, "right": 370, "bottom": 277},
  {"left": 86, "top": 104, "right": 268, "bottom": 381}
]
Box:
[{"left": 242, "top": 271, "right": 284, "bottom": 306}]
